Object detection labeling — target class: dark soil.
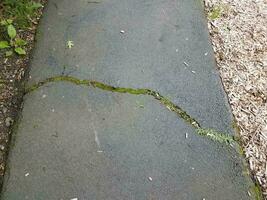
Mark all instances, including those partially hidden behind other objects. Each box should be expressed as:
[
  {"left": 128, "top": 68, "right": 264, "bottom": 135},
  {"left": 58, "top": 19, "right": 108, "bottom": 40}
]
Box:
[{"left": 0, "top": 0, "right": 46, "bottom": 189}]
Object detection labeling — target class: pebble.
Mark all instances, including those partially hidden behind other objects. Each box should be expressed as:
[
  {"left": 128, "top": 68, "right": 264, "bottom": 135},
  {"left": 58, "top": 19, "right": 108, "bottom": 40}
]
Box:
[
  {"left": 3, "top": 107, "right": 7, "bottom": 113},
  {"left": 5, "top": 117, "right": 13, "bottom": 127},
  {"left": 0, "top": 145, "right": 5, "bottom": 151}
]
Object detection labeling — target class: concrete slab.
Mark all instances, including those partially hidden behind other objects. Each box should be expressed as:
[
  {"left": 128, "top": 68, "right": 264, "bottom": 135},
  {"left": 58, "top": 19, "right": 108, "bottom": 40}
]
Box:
[{"left": 2, "top": 0, "right": 257, "bottom": 199}]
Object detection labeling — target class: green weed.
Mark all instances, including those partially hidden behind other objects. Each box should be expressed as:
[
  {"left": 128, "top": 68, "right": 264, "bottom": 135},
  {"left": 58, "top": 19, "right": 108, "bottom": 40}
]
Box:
[
  {"left": 0, "top": 19, "right": 27, "bottom": 56},
  {"left": 1, "top": 0, "right": 42, "bottom": 28},
  {"left": 208, "top": 6, "right": 222, "bottom": 20}
]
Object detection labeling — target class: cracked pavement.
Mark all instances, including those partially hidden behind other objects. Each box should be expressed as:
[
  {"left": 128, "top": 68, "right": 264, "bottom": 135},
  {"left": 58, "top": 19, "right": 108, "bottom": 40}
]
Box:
[{"left": 1, "top": 0, "right": 258, "bottom": 199}]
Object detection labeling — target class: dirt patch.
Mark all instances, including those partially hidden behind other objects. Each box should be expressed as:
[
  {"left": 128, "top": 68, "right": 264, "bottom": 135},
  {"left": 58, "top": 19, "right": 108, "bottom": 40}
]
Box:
[
  {"left": 0, "top": 0, "right": 46, "bottom": 188},
  {"left": 204, "top": 0, "right": 267, "bottom": 198}
]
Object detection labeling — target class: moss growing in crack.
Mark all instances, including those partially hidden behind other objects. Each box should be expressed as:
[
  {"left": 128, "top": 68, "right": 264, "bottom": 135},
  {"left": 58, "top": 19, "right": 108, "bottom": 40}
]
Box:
[
  {"left": 25, "top": 75, "right": 200, "bottom": 129},
  {"left": 157, "top": 96, "right": 200, "bottom": 129},
  {"left": 25, "top": 75, "right": 235, "bottom": 144},
  {"left": 196, "top": 128, "right": 235, "bottom": 144}
]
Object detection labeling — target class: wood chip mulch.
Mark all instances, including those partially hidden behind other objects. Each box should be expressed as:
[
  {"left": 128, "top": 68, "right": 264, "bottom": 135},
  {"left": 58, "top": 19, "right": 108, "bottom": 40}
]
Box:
[{"left": 204, "top": 0, "right": 267, "bottom": 198}]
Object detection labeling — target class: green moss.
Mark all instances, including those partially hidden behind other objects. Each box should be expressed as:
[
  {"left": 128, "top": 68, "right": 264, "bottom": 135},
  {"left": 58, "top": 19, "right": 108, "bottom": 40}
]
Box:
[
  {"left": 196, "top": 128, "right": 235, "bottom": 144},
  {"left": 35, "top": 28, "right": 43, "bottom": 41},
  {"left": 237, "top": 143, "right": 245, "bottom": 156},
  {"left": 232, "top": 120, "right": 241, "bottom": 133},
  {"left": 25, "top": 75, "right": 235, "bottom": 144},
  {"left": 208, "top": 6, "right": 222, "bottom": 20},
  {"left": 250, "top": 183, "right": 263, "bottom": 200}
]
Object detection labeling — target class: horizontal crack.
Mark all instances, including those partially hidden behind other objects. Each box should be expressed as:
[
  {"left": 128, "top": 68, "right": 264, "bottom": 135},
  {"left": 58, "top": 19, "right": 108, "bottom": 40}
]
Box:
[{"left": 25, "top": 75, "right": 235, "bottom": 144}]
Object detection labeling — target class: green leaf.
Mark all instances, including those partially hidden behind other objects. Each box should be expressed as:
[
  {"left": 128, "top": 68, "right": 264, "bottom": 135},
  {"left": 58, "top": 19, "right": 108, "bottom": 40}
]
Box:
[
  {"left": 31, "top": 2, "right": 43, "bottom": 9},
  {"left": 0, "top": 20, "right": 7, "bottom": 26},
  {"left": 0, "top": 41, "right": 10, "bottom": 49},
  {"left": 6, "top": 19, "right": 13, "bottom": 24},
  {"left": 14, "top": 47, "right": 26, "bottom": 55},
  {"left": 67, "top": 40, "right": 74, "bottom": 49},
  {"left": 15, "top": 38, "right": 27, "bottom": 46},
  {"left": 0, "top": 19, "right": 12, "bottom": 26},
  {"left": 7, "top": 25, "right": 16, "bottom": 39},
  {"left": 5, "top": 50, "right": 13, "bottom": 57}
]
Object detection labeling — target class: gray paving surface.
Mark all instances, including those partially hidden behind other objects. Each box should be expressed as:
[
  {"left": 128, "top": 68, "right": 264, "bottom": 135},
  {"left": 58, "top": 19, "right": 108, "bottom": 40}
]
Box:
[{"left": 2, "top": 0, "right": 256, "bottom": 199}]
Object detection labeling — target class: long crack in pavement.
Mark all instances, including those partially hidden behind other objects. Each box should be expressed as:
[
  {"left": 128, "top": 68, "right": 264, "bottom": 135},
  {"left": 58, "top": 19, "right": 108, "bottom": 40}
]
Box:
[{"left": 25, "top": 75, "right": 235, "bottom": 144}]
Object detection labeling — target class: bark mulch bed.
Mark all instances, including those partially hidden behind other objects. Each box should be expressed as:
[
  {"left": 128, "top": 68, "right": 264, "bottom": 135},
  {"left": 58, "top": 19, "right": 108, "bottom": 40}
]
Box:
[{"left": 204, "top": 0, "right": 267, "bottom": 198}]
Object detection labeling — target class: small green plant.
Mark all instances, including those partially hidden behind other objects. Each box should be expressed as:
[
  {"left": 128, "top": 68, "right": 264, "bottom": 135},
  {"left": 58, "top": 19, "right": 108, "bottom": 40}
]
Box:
[
  {"left": 0, "top": 19, "right": 27, "bottom": 56},
  {"left": 2, "top": 0, "right": 43, "bottom": 28},
  {"left": 208, "top": 6, "right": 222, "bottom": 20}
]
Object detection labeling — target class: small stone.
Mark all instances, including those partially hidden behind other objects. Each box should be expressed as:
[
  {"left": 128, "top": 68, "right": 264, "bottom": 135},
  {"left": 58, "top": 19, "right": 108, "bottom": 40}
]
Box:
[
  {"left": 120, "top": 30, "right": 125, "bottom": 34},
  {"left": 0, "top": 145, "right": 5, "bottom": 151},
  {"left": 25, "top": 173, "right": 29, "bottom": 177},
  {"left": 5, "top": 117, "right": 13, "bottom": 127},
  {"left": 3, "top": 107, "right": 7, "bottom": 113},
  {"left": 42, "top": 94, "right": 47, "bottom": 98},
  {"left": 148, "top": 177, "right": 152, "bottom": 181}
]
